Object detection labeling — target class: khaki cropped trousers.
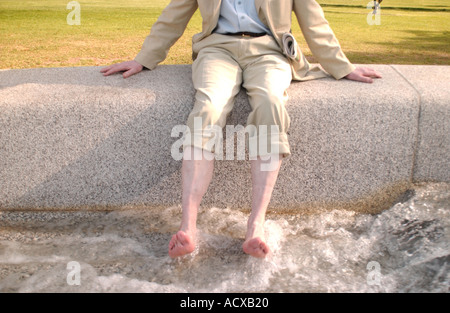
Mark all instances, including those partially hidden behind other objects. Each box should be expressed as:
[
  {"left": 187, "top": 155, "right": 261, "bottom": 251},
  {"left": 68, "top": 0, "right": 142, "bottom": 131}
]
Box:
[{"left": 183, "top": 33, "right": 293, "bottom": 158}]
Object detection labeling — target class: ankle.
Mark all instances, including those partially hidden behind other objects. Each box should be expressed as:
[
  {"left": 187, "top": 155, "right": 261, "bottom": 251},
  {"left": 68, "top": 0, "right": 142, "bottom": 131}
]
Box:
[
  {"left": 179, "top": 212, "right": 197, "bottom": 236},
  {"left": 246, "top": 221, "right": 265, "bottom": 240},
  {"left": 179, "top": 224, "right": 196, "bottom": 236},
  {"left": 247, "top": 219, "right": 264, "bottom": 230}
]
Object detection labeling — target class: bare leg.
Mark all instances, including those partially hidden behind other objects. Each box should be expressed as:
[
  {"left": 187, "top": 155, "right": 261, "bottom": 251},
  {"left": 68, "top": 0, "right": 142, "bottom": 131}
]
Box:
[
  {"left": 168, "top": 146, "right": 215, "bottom": 258},
  {"left": 243, "top": 155, "right": 282, "bottom": 258}
]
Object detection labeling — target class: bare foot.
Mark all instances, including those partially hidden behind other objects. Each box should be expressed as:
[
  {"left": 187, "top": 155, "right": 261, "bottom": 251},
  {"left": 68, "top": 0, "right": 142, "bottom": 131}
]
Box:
[
  {"left": 242, "top": 230, "right": 270, "bottom": 259},
  {"left": 168, "top": 230, "right": 196, "bottom": 258},
  {"left": 243, "top": 237, "right": 270, "bottom": 258}
]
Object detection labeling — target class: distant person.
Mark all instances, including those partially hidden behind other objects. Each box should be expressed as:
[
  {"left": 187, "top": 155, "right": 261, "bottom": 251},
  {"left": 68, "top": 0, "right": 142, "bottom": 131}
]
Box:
[{"left": 101, "top": 0, "right": 381, "bottom": 258}]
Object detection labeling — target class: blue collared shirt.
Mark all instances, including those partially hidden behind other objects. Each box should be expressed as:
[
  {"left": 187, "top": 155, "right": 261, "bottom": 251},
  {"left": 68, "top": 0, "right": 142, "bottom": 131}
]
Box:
[{"left": 214, "top": 0, "right": 271, "bottom": 35}]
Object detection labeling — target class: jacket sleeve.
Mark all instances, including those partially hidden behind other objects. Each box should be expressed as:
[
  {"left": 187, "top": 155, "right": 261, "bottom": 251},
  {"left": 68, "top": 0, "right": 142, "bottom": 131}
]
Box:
[
  {"left": 135, "top": 0, "right": 198, "bottom": 70},
  {"left": 293, "top": 0, "right": 355, "bottom": 79}
]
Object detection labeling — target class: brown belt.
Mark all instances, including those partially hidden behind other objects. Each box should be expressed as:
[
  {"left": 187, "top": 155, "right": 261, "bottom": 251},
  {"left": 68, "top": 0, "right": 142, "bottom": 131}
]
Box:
[{"left": 224, "top": 32, "right": 267, "bottom": 37}]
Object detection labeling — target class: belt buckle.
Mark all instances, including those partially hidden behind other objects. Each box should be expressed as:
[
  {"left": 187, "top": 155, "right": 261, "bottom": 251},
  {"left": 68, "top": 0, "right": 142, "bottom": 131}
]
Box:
[{"left": 241, "top": 32, "right": 251, "bottom": 37}]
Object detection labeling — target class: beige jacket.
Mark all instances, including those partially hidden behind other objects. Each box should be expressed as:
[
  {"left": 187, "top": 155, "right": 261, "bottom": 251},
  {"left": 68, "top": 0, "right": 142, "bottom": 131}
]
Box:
[{"left": 134, "top": 0, "right": 356, "bottom": 81}]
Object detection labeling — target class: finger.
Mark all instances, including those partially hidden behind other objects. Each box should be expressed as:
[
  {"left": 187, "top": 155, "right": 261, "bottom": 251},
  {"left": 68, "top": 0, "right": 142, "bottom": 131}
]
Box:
[
  {"left": 102, "top": 68, "right": 117, "bottom": 76},
  {"left": 122, "top": 66, "right": 140, "bottom": 78},
  {"left": 361, "top": 76, "right": 374, "bottom": 83},
  {"left": 363, "top": 68, "right": 382, "bottom": 78},
  {"left": 355, "top": 74, "right": 374, "bottom": 83},
  {"left": 101, "top": 66, "right": 117, "bottom": 76},
  {"left": 371, "top": 70, "right": 382, "bottom": 78},
  {"left": 101, "top": 62, "right": 124, "bottom": 73},
  {"left": 100, "top": 64, "right": 118, "bottom": 73},
  {"left": 103, "top": 64, "right": 128, "bottom": 76}
]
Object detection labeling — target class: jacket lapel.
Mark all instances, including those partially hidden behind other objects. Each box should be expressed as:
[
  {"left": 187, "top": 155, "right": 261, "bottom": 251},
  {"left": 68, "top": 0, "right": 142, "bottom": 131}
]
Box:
[{"left": 208, "top": 0, "right": 222, "bottom": 34}]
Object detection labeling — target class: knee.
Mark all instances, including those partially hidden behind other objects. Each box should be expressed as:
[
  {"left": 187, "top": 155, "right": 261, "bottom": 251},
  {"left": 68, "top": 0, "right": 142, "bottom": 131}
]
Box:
[
  {"left": 248, "top": 91, "right": 290, "bottom": 129},
  {"left": 253, "top": 87, "right": 288, "bottom": 111}
]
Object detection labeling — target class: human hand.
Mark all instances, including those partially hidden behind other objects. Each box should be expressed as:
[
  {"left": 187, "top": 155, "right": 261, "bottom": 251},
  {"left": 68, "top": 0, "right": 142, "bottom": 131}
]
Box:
[
  {"left": 344, "top": 67, "right": 382, "bottom": 83},
  {"left": 100, "top": 60, "right": 144, "bottom": 78}
]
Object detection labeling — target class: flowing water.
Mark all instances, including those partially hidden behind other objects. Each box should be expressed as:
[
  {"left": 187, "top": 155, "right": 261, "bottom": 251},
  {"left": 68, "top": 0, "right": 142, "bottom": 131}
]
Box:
[{"left": 0, "top": 183, "right": 448, "bottom": 293}]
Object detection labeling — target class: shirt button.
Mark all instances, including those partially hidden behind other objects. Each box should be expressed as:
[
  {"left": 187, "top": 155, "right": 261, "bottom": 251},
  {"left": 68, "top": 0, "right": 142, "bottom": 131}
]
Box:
[
  {"left": 238, "top": 1, "right": 242, "bottom": 4},
  {"left": 240, "top": 16, "right": 245, "bottom": 19}
]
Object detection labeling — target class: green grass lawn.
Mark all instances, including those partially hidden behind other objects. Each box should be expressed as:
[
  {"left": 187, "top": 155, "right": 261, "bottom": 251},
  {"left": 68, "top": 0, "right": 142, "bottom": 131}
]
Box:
[{"left": 0, "top": 0, "right": 448, "bottom": 69}]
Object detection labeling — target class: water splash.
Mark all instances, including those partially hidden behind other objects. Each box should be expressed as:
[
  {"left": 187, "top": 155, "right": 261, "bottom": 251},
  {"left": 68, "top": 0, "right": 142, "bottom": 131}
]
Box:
[{"left": 0, "top": 183, "right": 448, "bottom": 292}]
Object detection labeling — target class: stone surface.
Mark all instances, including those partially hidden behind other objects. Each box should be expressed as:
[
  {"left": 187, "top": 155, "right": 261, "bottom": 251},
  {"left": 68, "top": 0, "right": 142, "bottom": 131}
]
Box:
[
  {"left": 0, "top": 65, "right": 448, "bottom": 212},
  {"left": 391, "top": 65, "right": 450, "bottom": 183}
]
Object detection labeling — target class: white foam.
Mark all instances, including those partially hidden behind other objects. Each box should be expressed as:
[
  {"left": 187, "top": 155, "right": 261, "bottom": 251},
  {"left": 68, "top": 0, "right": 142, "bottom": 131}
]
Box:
[{"left": 0, "top": 183, "right": 448, "bottom": 292}]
